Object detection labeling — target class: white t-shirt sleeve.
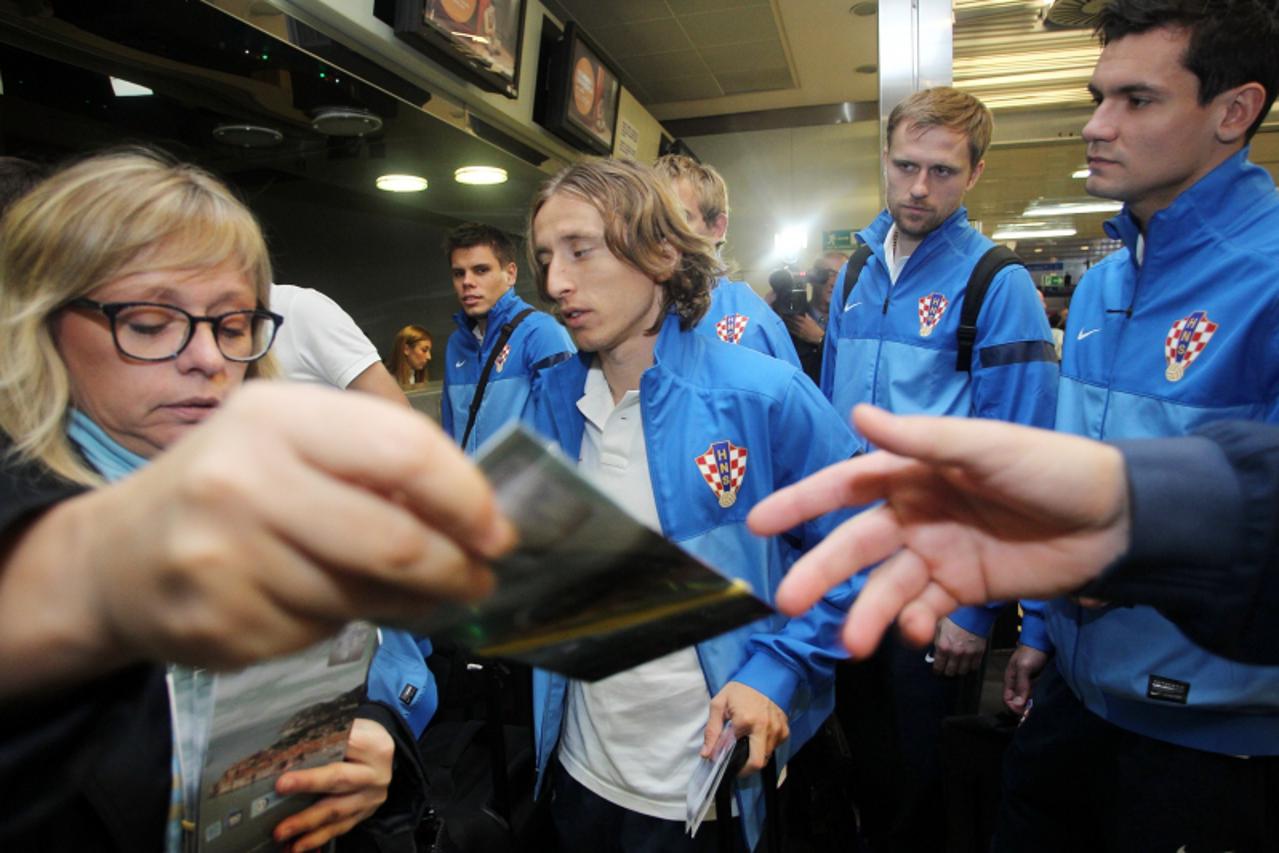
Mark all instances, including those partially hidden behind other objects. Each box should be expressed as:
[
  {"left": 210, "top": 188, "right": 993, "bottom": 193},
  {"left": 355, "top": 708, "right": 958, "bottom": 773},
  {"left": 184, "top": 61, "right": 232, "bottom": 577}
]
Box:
[{"left": 270, "top": 284, "right": 382, "bottom": 389}]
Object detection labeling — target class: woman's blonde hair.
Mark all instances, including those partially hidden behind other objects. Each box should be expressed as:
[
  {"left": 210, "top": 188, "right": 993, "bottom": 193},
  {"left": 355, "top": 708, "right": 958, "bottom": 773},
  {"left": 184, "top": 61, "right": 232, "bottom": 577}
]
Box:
[
  {"left": 528, "top": 158, "right": 723, "bottom": 333},
  {"left": 0, "top": 147, "right": 275, "bottom": 486},
  {"left": 388, "top": 324, "right": 432, "bottom": 386}
]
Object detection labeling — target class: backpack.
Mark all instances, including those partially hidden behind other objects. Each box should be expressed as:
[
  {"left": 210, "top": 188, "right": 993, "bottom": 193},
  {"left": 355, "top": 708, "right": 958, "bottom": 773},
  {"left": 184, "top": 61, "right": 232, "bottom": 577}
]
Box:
[
  {"left": 414, "top": 641, "right": 545, "bottom": 853},
  {"left": 839, "top": 242, "right": 1024, "bottom": 372}
]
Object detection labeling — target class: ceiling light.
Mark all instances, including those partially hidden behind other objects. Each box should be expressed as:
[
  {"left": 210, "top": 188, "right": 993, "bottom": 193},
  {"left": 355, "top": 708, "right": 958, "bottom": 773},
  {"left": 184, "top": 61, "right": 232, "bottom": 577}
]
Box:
[
  {"left": 1071, "top": 168, "right": 1090, "bottom": 179},
  {"left": 110, "top": 77, "right": 153, "bottom": 97},
  {"left": 1023, "top": 200, "right": 1123, "bottom": 216},
  {"left": 993, "top": 226, "right": 1078, "bottom": 240},
  {"left": 311, "top": 107, "right": 383, "bottom": 137},
  {"left": 376, "top": 174, "right": 428, "bottom": 192},
  {"left": 212, "top": 124, "right": 283, "bottom": 147},
  {"left": 774, "top": 226, "right": 809, "bottom": 260},
  {"left": 454, "top": 166, "right": 508, "bottom": 185}
]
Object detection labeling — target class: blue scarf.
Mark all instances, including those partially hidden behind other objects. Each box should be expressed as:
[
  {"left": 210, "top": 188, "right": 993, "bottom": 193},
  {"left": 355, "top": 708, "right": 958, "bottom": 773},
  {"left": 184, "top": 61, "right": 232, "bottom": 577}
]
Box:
[
  {"left": 66, "top": 409, "right": 192, "bottom": 853},
  {"left": 66, "top": 409, "right": 148, "bottom": 483}
]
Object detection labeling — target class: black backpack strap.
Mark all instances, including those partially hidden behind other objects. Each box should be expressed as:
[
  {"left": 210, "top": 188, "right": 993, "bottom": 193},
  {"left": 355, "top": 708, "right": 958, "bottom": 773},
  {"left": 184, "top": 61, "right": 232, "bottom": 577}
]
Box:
[
  {"left": 839, "top": 242, "right": 874, "bottom": 310},
  {"left": 461, "top": 307, "right": 536, "bottom": 449},
  {"left": 955, "top": 245, "right": 1023, "bottom": 373}
]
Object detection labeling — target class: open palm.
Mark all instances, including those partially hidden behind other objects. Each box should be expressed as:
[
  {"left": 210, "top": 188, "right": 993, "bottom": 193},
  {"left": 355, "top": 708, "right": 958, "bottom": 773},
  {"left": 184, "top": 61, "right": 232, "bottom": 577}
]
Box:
[{"left": 748, "top": 405, "right": 1131, "bottom": 657}]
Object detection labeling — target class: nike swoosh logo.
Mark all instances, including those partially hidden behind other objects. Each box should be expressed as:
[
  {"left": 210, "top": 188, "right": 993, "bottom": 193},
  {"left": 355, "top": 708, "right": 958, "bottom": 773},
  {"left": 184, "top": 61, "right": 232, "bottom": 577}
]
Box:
[
  {"left": 1076, "top": 328, "right": 1101, "bottom": 340},
  {"left": 845, "top": 301, "right": 863, "bottom": 312},
  {"left": 455, "top": 359, "right": 466, "bottom": 367}
]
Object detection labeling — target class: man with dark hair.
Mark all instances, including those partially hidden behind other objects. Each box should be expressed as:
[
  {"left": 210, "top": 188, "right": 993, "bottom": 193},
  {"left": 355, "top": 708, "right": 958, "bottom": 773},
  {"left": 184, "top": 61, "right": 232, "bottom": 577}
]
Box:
[
  {"left": 526, "top": 158, "right": 859, "bottom": 853},
  {"left": 995, "top": 1, "right": 1279, "bottom": 850},
  {"left": 821, "top": 85, "right": 1058, "bottom": 853},
  {"left": 654, "top": 154, "right": 801, "bottom": 367},
  {"left": 440, "top": 221, "right": 572, "bottom": 453}
]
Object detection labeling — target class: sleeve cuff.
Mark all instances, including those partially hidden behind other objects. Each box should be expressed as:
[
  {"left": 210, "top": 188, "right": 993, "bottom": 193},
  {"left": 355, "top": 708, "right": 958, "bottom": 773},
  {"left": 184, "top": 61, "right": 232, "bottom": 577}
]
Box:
[
  {"left": 1082, "top": 436, "right": 1241, "bottom": 603},
  {"left": 948, "top": 604, "right": 1000, "bottom": 638},
  {"left": 1017, "top": 606, "right": 1053, "bottom": 652},
  {"left": 732, "top": 651, "right": 802, "bottom": 715}
]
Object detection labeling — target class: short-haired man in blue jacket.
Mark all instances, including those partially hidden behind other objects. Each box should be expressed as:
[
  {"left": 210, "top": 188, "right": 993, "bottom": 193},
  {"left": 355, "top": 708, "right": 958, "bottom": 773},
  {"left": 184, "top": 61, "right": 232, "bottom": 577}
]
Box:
[
  {"left": 999, "top": 2, "right": 1279, "bottom": 850},
  {"left": 654, "top": 154, "right": 801, "bottom": 369},
  {"left": 526, "top": 157, "right": 859, "bottom": 852},
  {"left": 440, "top": 222, "right": 573, "bottom": 454},
  {"left": 821, "top": 85, "right": 1058, "bottom": 851}
]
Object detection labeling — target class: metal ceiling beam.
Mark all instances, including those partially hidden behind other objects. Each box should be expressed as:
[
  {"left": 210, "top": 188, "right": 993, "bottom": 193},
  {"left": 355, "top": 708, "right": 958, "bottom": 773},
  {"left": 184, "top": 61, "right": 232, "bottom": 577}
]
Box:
[{"left": 661, "top": 100, "right": 877, "bottom": 138}]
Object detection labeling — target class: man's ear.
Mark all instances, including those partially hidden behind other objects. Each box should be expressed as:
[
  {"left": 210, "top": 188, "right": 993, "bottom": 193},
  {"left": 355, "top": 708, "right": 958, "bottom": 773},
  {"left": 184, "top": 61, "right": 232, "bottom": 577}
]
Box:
[
  {"left": 966, "top": 158, "right": 986, "bottom": 191},
  {"left": 1217, "top": 82, "right": 1267, "bottom": 145},
  {"left": 709, "top": 212, "right": 729, "bottom": 243},
  {"left": 504, "top": 261, "right": 518, "bottom": 287},
  {"left": 656, "top": 241, "right": 680, "bottom": 282}
]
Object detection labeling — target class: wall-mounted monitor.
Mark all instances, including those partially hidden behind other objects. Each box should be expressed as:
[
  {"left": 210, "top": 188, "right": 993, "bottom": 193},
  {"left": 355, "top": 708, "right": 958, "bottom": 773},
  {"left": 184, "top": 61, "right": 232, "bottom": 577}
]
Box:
[
  {"left": 541, "top": 22, "right": 621, "bottom": 156},
  {"left": 379, "top": 0, "right": 526, "bottom": 99}
]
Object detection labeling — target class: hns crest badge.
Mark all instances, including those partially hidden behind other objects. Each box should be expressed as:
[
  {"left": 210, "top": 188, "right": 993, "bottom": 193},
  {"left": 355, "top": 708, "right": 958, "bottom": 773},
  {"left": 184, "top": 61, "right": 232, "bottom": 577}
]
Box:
[
  {"left": 918, "top": 292, "right": 949, "bottom": 337},
  {"left": 1163, "top": 311, "right": 1218, "bottom": 382},
  {"left": 715, "top": 313, "right": 750, "bottom": 345},
  {"left": 695, "top": 440, "right": 748, "bottom": 508},
  {"left": 494, "top": 343, "right": 512, "bottom": 373}
]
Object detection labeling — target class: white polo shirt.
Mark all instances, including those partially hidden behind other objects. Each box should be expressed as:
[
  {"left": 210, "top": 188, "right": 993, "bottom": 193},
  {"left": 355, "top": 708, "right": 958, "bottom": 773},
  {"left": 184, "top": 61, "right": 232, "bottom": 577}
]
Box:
[{"left": 556, "top": 361, "right": 712, "bottom": 820}]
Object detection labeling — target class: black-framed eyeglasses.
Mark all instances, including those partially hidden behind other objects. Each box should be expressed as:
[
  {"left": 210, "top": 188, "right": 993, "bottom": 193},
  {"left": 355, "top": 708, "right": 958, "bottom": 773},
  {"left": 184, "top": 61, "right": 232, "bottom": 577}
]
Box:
[{"left": 67, "top": 298, "right": 284, "bottom": 363}]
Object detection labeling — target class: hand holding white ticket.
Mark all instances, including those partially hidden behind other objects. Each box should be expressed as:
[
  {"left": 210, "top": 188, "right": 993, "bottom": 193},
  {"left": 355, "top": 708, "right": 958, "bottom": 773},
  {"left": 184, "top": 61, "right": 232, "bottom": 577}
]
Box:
[{"left": 686, "top": 721, "right": 737, "bottom": 837}]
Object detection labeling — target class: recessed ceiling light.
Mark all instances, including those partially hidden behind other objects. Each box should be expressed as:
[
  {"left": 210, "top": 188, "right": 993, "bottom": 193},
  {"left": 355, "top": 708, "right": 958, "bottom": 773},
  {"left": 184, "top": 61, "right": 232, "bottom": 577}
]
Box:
[
  {"left": 311, "top": 107, "right": 383, "bottom": 137},
  {"left": 993, "top": 226, "right": 1078, "bottom": 239},
  {"left": 376, "top": 174, "right": 428, "bottom": 192},
  {"left": 1023, "top": 200, "right": 1123, "bottom": 216},
  {"left": 454, "top": 166, "right": 508, "bottom": 185},
  {"left": 212, "top": 124, "right": 283, "bottom": 147}
]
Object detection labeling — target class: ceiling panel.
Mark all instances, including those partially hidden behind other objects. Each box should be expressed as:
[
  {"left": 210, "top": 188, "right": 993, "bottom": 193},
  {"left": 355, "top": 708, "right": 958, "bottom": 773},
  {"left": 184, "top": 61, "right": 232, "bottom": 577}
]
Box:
[
  {"left": 565, "top": 0, "right": 672, "bottom": 28},
  {"left": 617, "top": 49, "right": 709, "bottom": 85},
  {"left": 698, "top": 40, "right": 787, "bottom": 75},
  {"left": 668, "top": 0, "right": 772, "bottom": 12},
  {"left": 645, "top": 75, "right": 724, "bottom": 102},
  {"left": 719, "top": 67, "right": 792, "bottom": 95},
  {"left": 591, "top": 18, "right": 695, "bottom": 59},
  {"left": 550, "top": 0, "right": 802, "bottom": 112},
  {"left": 676, "top": 7, "right": 781, "bottom": 47}
]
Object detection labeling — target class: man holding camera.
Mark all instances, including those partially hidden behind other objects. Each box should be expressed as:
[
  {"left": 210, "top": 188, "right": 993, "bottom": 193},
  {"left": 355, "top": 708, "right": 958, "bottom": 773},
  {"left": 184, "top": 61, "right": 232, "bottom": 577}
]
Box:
[
  {"left": 822, "top": 86, "right": 1056, "bottom": 853},
  {"left": 785, "top": 251, "right": 849, "bottom": 383}
]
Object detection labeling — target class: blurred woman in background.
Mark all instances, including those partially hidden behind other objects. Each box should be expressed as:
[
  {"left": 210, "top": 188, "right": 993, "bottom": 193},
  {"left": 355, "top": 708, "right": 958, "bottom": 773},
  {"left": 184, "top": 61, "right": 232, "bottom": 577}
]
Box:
[{"left": 388, "top": 324, "right": 433, "bottom": 389}]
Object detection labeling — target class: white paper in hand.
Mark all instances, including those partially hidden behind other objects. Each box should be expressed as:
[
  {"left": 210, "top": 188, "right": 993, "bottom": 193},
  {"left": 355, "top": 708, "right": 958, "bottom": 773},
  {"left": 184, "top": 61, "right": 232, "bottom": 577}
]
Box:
[{"left": 685, "top": 721, "right": 737, "bottom": 837}]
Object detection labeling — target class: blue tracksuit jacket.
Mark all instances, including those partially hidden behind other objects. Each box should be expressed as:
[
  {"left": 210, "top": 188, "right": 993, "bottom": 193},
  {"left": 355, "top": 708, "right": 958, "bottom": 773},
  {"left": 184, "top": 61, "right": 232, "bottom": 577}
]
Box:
[
  {"left": 526, "top": 314, "right": 860, "bottom": 851},
  {"left": 694, "top": 276, "right": 802, "bottom": 368},
  {"left": 1021, "top": 147, "right": 1279, "bottom": 756},
  {"left": 821, "top": 207, "right": 1058, "bottom": 637},
  {"left": 442, "top": 288, "right": 573, "bottom": 454}
]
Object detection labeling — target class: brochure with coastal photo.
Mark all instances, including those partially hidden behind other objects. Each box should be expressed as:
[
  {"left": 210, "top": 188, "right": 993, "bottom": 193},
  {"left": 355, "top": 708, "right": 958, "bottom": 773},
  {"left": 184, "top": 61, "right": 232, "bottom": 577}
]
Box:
[
  {"left": 412, "top": 423, "right": 774, "bottom": 681},
  {"left": 195, "top": 622, "right": 377, "bottom": 853}
]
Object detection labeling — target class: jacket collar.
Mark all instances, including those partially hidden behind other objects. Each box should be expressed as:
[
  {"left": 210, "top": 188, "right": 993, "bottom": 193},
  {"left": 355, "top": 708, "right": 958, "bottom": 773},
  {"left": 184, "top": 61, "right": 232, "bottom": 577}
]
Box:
[
  {"left": 552, "top": 312, "right": 690, "bottom": 396},
  {"left": 1103, "top": 146, "right": 1273, "bottom": 257},
  {"left": 540, "top": 312, "right": 696, "bottom": 462},
  {"left": 450, "top": 287, "right": 528, "bottom": 340},
  {"left": 858, "top": 205, "right": 975, "bottom": 269}
]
